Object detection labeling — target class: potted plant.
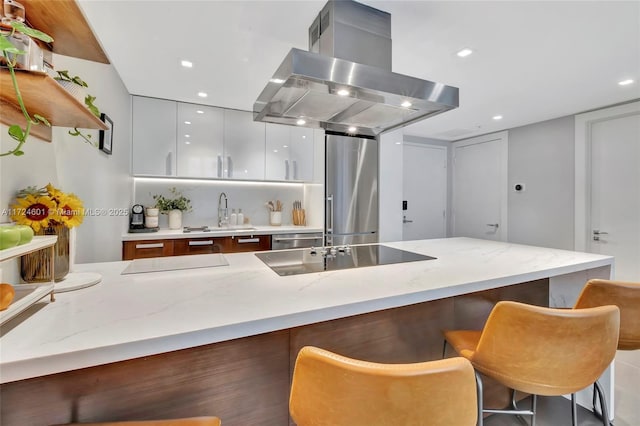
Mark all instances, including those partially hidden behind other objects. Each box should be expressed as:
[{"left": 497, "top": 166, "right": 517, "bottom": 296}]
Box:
[
  {"left": 0, "top": 21, "right": 53, "bottom": 157},
  {"left": 54, "top": 70, "right": 100, "bottom": 117},
  {"left": 55, "top": 69, "right": 102, "bottom": 146},
  {"left": 152, "top": 187, "right": 192, "bottom": 230}
]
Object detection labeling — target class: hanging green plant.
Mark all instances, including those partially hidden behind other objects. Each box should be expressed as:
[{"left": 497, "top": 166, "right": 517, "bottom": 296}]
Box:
[{"left": 0, "top": 21, "right": 53, "bottom": 157}]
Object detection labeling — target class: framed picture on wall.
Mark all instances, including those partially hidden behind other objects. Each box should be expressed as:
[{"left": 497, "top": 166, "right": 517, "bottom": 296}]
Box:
[{"left": 99, "top": 113, "right": 114, "bottom": 155}]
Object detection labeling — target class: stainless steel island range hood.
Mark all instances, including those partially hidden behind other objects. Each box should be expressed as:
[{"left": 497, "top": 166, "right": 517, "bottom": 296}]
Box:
[{"left": 254, "top": 0, "right": 459, "bottom": 136}]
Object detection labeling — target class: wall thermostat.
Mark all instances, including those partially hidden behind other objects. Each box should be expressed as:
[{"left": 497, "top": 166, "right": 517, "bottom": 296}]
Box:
[{"left": 514, "top": 183, "right": 525, "bottom": 192}]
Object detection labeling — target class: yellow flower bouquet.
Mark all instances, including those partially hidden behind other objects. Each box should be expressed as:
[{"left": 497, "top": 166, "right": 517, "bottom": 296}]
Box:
[
  {"left": 10, "top": 183, "right": 84, "bottom": 231},
  {"left": 10, "top": 184, "right": 84, "bottom": 282}
]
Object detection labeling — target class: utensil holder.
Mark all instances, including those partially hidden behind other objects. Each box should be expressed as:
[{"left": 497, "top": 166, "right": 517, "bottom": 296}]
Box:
[
  {"left": 292, "top": 209, "right": 306, "bottom": 226},
  {"left": 270, "top": 211, "right": 282, "bottom": 226}
]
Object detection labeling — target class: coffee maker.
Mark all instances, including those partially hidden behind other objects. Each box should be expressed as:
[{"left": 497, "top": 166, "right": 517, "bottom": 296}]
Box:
[{"left": 129, "top": 204, "right": 145, "bottom": 231}]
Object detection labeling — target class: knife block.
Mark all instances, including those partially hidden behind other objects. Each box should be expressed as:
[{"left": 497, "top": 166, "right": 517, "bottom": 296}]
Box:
[{"left": 292, "top": 209, "right": 306, "bottom": 226}]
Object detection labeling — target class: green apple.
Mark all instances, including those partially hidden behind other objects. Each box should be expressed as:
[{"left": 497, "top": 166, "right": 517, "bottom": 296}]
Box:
[
  {"left": 14, "top": 225, "right": 34, "bottom": 245},
  {"left": 0, "top": 226, "right": 20, "bottom": 250}
]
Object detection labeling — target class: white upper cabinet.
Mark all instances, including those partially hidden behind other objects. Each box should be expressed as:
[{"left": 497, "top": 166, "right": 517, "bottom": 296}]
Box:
[
  {"left": 176, "top": 103, "right": 224, "bottom": 178},
  {"left": 132, "top": 97, "right": 313, "bottom": 181},
  {"left": 265, "top": 124, "right": 314, "bottom": 181},
  {"left": 223, "top": 109, "right": 265, "bottom": 180},
  {"left": 132, "top": 96, "right": 177, "bottom": 176}
]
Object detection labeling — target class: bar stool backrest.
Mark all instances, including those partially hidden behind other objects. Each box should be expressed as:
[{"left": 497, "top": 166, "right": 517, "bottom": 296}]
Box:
[
  {"left": 470, "top": 301, "right": 619, "bottom": 396},
  {"left": 574, "top": 278, "right": 640, "bottom": 350},
  {"left": 289, "top": 346, "right": 477, "bottom": 426}
]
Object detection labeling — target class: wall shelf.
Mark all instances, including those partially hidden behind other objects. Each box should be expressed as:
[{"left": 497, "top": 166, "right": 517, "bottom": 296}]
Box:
[
  {"left": 21, "top": 0, "right": 109, "bottom": 64},
  {"left": 0, "top": 69, "right": 108, "bottom": 142},
  {"left": 0, "top": 235, "right": 57, "bottom": 262},
  {"left": 0, "top": 236, "right": 57, "bottom": 326}
]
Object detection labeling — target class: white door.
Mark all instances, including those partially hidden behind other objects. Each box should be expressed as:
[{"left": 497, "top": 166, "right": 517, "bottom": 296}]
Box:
[
  {"left": 452, "top": 132, "right": 508, "bottom": 241},
  {"left": 576, "top": 103, "right": 640, "bottom": 281},
  {"left": 402, "top": 143, "right": 447, "bottom": 240}
]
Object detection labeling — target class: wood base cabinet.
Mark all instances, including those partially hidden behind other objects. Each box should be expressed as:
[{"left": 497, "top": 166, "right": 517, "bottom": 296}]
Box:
[
  {"left": 122, "top": 239, "right": 174, "bottom": 260},
  {"left": 123, "top": 235, "right": 271, "bottom": 260}
]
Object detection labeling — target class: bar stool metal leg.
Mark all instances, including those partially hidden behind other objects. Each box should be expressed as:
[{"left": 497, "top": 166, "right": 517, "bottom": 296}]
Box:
[
  {"left": 594, "top": 380, "right": 612, "bottom": 426},
  {"left": 571, "top": 393, "right": 578, "bottom": 426},
  {"left": 475, "top": 372, "right": 484, "bottom": 426}
]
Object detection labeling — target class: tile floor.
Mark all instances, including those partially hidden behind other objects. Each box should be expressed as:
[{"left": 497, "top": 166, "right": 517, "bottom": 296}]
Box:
[{"left": 483, "top": 352, "right": 640, "bottom": 425}]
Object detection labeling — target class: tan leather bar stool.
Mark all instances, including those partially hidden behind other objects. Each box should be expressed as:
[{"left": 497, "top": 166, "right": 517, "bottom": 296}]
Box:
[
  {"left": 290, "top": 346, "right": 478, "bottom": 426},
  {"left": 443, "top": 301, "right": 619, "bottom": 426},
  {"left": 573, "top": 278, "right": 640, "bottom": 423},
  {"left": 575, "top": 279, "right": 640, "bottom": 349},
  {"left": 58, "top": 417, "right": 221, "bottom": 426}
]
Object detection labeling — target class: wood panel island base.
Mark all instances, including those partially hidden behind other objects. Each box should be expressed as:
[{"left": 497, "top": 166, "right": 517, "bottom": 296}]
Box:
[{"left": 0, "top": 238, "right": 613, "bottom": 425}]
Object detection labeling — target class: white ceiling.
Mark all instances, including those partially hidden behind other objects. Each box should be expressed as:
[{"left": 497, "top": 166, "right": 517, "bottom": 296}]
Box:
[{"left": 78, "top": 0, "right": 640, "bottom": 141}]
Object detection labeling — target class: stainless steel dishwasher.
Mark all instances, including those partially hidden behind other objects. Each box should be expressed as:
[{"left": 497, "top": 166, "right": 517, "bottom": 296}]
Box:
[{"left": 271, "top": 232, "right": 324, "bottom": 250}]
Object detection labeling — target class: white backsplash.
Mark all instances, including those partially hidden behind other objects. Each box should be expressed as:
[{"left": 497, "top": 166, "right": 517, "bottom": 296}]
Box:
[{"left": 134, "top": 178, "right": 322, "bottom": 228}]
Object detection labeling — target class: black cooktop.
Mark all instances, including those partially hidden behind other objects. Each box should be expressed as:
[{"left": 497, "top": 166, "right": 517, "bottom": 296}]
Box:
[{"left": 255, "top": 244, "right": 436, "bottom": 276}]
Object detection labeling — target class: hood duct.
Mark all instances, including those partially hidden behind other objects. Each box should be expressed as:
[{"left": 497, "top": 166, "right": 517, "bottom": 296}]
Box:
[{"left": 254, "top": 0, "right": 459, "bottom": 136}]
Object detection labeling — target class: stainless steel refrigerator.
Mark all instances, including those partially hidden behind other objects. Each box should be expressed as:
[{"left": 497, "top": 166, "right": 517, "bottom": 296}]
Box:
[{"left": 325, "top": 133, "right": 378, "bottom": 246}]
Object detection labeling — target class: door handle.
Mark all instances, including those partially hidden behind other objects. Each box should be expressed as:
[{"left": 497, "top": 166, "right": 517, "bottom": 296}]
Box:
[
  {"left": 486, "top": 223, "right": 499, "bottom": 228},
  {"left": 188, "top": 240, "right": 214, "bottom": 246},
  {"left": 403, "top": 216, "right": 413, "bottom": 223},
  {"left": 237, "top": 238, "right": 260, "bottom": 244},
  {"left": 136, "top": 243, "right": 164, "bottom": 249},
  {"left": 327, "top": 195, "right": 334, "bottom": 233}
]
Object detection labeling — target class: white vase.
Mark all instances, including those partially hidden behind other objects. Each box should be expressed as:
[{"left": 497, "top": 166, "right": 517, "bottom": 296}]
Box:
[
  {"left": 168, "top": 209, "right": 182, "bottom": 230},
  {"left": 270, "top": 211, "right": 282, "bottom": 226}
]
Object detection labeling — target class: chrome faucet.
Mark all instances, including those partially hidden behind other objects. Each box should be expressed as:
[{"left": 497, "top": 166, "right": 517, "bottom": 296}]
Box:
[{"left": 217, "top": 192, "right": 229, "bottom": 227}]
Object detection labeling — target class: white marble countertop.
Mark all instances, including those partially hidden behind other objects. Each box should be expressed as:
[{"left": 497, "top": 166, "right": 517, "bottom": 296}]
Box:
[
  {"left": 122, "top": 225, "right": 323, "bottom": 241},
  {"left": 0, "top": 238, "right": 613, "bottom": 384}
]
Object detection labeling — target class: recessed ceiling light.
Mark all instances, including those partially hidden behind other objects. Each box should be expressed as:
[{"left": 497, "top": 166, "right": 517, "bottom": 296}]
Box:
[
  {"left": 401, "top": 101, "right": 412, "bottom": 108},
  {"left": 185, "top": 141, "right": 191, "bottom": 145},
  {"left": 185, "top": 134, "right": 190, "bottom": 137},
  {"left": 270, "top": 78, "right": 285, "bottom": 84},
  {"left": 283, "top": 145, "right": 288, "bottom": 148},
  {"left": 395, "top": 142, "right": 401, "bottom": 145},
  {"left": 273, "top": 149, "right": 278, "bottom": 153},
  {"left": 196, "top": 110, "right": 204, "bottom": 114},
  {"left": 493, "top": 115, "right": 503, "bottom": 120},
  {"left": 618, "top": 79, "right": 634, "bottom": 86},
  {"left": 348, "top": 126, "right": 357, "bottom": 133},
  {"left": 197, "top": 92, "right": 208, "bottom": 98},
  {"left": 337, "top": 89, "right": 350, "bottom": 96},
  {"left": 296, "top": 118, "right": 306, "bottom": 125},
  {"left": 184, "top": 121, "right": 191, "bottom": 125},
  {"left": 181, "top": 60, "right": 193, "bottom": 68},
  {"left": 302, "top": 135, "right": 306, "bottom": 139},
  {"left": 457, "top": 48, "right": 473, "bottom": 58}
]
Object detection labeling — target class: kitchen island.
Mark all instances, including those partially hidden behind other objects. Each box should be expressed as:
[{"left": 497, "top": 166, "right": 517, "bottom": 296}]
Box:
[{"left": 0, "top": 238, "right": 613, "bottom": 425}]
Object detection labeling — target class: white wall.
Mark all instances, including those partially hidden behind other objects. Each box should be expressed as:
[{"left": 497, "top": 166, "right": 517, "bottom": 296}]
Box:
[
  {"left": 378, "top": 129, "right": 404, "bottom": 242},
  {"left": 507, "top": 116, "right": 575, "bottom": 249},
  {"left": 0, "top": 53, "right": 132, "bottom": 268}
]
